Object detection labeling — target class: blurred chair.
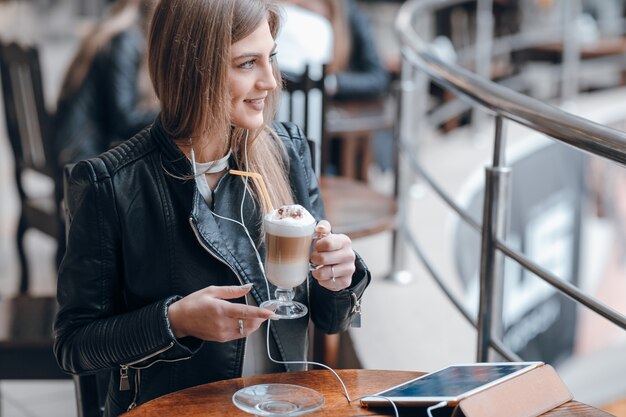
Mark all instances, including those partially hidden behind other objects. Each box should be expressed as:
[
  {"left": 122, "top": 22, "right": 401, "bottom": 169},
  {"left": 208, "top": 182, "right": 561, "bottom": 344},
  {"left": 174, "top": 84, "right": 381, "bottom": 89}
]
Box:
[
  {"left": 0, "top": 41, "right": 58, "bottom": 294},
  {"left": 0, "top": 296, "right": 70, "bottom": 417},
  {"left": 281, "top": 65, "right": 326, "bottom": 176},
  {"left": 281, "top": 66, "right": 397, "bottom": 240},
  {"left": 280, "top": 66, "right": 397, "bottom": 367},
  {"left": 0, "top": 295, "right": 68, "bottom": 380},
  {"left": 321, "top": 92, "right": 398, "bottom": 238},
  {"left": 0, "top": 41, "right": 69, "bottom": 410},
  {"left": 72, "top": 373, "right": 105, "bottom": 417},
  {"left": 73, "top": 372, "right": 107, "bottom": 417},
  {"left": 324, "top": 96, "right": 395, "bottom": 182}
]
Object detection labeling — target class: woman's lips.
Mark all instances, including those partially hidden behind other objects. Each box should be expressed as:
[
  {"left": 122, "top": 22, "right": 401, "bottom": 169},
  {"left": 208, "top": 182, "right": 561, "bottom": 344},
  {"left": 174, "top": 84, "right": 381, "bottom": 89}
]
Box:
[{"left": 244, "top": 97, "right": 265, "bottom": 111}]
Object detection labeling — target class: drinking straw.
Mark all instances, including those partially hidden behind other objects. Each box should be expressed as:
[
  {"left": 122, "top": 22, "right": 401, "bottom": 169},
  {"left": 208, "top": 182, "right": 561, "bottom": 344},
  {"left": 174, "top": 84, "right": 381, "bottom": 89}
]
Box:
[{"left": 229, "top": 169, "right": 274, "bottom": 213}]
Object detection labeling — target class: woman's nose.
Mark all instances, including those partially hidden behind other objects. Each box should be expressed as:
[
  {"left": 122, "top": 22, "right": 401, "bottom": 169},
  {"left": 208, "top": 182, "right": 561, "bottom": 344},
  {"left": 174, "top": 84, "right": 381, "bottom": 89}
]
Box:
[{"left": 258, "top": 63, "right": 278, "bottom": 91}]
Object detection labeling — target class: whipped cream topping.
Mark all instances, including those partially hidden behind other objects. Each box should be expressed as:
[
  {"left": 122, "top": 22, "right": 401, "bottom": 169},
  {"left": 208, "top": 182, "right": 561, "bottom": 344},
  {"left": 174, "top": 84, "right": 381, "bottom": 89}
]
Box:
[{"left": 264, "top": 204, "right": 316, "bottom": 236}]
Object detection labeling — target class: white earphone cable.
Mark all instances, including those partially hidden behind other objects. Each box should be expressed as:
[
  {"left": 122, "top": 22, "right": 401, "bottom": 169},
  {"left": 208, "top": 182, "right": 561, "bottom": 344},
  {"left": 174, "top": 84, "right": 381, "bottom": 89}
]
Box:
[{"left": 207, "top": 129, "right": 400, "bottom": 417}]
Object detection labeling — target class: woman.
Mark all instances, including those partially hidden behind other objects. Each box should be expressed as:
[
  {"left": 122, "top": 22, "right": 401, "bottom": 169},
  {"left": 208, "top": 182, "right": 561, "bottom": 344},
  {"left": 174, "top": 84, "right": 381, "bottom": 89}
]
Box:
[
  {"left": 53, "top": 0, "right": 159, "bottom": 266},
  {"left": 53, "top": 0, "right": 159, "bottom": 168},
  {"left": 278, "top": 0, "right": 390, "bottom": 100},
  {"left": 337, "top": 0, "right": 391, "bottom": 99},
  {"left": 53, "top": 0, "right": 369, "bottom": 415}
]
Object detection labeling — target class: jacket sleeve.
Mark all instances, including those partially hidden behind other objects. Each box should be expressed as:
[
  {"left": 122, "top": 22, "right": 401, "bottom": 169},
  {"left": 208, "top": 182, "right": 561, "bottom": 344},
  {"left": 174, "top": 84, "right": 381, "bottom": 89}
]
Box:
[
  {"left": 54, "top": 159, "right": 200, "bottom": 375},
  {"left": 279, "top": 122, "right": 371, "bottom": 334},
  {"left": 333, "top": 0, "right": 390, "bottom": 100},
  {"left": 103, "top": 30, "right": 157, "bottom": 144}
]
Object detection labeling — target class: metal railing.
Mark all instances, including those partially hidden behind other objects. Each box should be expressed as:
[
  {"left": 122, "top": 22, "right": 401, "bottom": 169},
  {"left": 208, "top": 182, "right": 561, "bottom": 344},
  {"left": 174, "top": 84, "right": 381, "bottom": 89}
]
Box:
[{"left": 393, "top": 0, "right": 626, "bottom": 362}]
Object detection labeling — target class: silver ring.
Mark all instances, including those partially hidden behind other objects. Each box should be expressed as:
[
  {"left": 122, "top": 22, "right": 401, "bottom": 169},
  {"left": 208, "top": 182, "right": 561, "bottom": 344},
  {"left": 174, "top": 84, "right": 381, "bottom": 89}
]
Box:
[
  {"left": 331, "top": 265, "right": 336, "bottom": 282},
  {"left": 238, "top": 319, "right": 244, "bottom": 336}
]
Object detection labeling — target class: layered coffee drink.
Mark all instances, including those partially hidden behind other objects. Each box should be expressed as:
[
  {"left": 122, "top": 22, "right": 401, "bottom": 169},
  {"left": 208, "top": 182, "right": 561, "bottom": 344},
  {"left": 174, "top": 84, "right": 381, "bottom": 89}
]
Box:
[{"left": 263, "top": 204, "right": 316, "bottom": 289}]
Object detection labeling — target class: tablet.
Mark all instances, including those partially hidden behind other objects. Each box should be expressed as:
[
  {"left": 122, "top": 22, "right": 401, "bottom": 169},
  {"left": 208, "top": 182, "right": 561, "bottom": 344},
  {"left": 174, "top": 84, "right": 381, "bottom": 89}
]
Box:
[{"left": 360, "top": 361, "right": 543, "bottom": 407}]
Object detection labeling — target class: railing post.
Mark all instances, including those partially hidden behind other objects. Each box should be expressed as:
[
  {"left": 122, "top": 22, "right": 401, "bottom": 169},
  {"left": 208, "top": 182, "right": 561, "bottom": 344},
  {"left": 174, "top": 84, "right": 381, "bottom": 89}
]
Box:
[
  {"left": 472, "top": 0, "right": 494, "bottom": 137},
  {"left": 476, "top": 116, "right": 511, "bottom": 362},
  {"left": 386, "top": 51, "right": 422, "bottom": 285},
  {"left": 561, "top": 0, "right": 582, "bottom": 104}
]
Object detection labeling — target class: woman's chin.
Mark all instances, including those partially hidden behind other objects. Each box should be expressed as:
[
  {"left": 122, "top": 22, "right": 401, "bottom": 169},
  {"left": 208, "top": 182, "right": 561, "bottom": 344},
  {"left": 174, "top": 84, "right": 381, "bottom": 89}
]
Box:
[
  {"left": 236, "top": 122, "right": 264, "bottom": 131},
  {"left": 231, "top": 111, "right": 266, "bottom": 130}
]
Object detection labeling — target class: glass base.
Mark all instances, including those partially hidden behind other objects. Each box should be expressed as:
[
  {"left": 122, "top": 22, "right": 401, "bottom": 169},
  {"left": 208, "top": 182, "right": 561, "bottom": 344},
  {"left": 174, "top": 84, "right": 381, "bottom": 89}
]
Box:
[
  {"left": 232, "top": 383, "right": 324, "bottom": 416},
  {"left": 260, "top": 299, "right": 307, "bottom": 320}
]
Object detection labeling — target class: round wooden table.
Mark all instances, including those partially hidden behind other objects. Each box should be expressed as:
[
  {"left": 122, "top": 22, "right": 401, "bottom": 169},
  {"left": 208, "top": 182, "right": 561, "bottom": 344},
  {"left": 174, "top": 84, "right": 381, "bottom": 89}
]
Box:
[{"left": 124, "top": 369, "right": 614, "bottom": 417}]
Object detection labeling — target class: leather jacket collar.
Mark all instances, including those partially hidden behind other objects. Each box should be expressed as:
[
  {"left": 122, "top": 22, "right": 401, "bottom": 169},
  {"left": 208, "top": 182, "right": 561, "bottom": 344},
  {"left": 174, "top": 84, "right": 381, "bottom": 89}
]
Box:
[{"left": 152, "top": 116, "right": 194, "bottom": 178}]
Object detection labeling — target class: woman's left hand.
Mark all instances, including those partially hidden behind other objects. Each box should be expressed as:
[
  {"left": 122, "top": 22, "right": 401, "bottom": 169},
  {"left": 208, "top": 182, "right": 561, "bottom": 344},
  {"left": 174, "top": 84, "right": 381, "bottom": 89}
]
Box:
[{"left": 309, "top": 220, "right": 355, "bottom": 291}]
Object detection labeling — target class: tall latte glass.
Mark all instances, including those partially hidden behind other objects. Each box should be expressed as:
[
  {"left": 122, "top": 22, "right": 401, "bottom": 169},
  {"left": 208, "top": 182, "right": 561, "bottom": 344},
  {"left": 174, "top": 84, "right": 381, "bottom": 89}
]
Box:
[{"left": 260, "top": 204, "right": 316, "bottom": 319}]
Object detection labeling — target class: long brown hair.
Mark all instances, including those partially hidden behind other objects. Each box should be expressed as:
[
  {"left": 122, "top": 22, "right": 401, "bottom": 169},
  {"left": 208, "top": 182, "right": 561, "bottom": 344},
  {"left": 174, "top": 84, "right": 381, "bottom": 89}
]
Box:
[
  {"left": 58, "top": 0, "right": 158, "bottom": 103},
  {"left": 148, "top": 0, "right": 293, "bottom": 212}
]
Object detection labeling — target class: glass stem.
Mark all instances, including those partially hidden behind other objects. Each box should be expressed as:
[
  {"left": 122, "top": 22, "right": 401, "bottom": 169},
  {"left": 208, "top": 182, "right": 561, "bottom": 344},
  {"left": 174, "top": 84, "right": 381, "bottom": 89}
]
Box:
[{"left": 274, "top": 288, "right": 293, "bottom": 303}]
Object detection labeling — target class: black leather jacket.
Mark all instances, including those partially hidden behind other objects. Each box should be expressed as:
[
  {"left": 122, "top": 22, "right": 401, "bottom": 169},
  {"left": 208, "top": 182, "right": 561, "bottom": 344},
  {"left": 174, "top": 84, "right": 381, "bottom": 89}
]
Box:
[
  {"left": 53, "top": 28, "right": 157, "bottom": 171},
  {"left": 54, "top": 118, "right": 370, "bottom": 416}
]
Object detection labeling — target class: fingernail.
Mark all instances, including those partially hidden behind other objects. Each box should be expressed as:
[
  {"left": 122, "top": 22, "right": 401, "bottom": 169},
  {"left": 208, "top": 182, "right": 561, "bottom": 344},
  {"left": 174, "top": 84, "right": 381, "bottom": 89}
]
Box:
[
  {"left": 241, "top": 283, "right": 254, "bottom": 289},
  {"left": 270, "top": 314, "right": 280, "bottom": 320}
]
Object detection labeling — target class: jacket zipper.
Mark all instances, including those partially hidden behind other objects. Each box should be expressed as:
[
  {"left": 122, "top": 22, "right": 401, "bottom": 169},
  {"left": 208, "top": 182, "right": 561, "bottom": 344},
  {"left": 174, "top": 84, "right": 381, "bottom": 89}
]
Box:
[
  {"left": 349, "top": 291, "right": 362, "bottom": 328},
  {"left": 119, "top": 342, "right": 175, "bottom": 391},
  {"left": 188, "top": 217, "right": 249, "bottom": 374},
  {"left": 119, "top": 341, "right": 192, "bottom": 411},
  {"left": 127, "top": 368, "right": 141, "bottom": 411}
]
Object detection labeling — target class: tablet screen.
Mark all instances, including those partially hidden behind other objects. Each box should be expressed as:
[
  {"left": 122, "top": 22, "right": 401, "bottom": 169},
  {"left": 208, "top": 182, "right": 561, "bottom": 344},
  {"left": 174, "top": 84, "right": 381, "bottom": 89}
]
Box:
[{"left": 362, "top": 362, "right": 542, "bottom": 406}]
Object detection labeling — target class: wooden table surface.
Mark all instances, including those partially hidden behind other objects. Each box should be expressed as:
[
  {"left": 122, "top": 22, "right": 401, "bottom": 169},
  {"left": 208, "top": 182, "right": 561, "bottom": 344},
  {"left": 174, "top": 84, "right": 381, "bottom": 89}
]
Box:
[
  {"left": 529, "top": 37, "right": 626, "bottom": 59},
  {"left": 124, "top": 369, "right": 615, "bottom": 417}
]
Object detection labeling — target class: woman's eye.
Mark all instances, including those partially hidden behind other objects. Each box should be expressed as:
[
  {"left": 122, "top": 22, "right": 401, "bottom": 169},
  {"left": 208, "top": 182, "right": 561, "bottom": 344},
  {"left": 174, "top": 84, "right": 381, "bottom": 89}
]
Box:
[
  {"left": 239, "top": 59, "right": 255, "bottom": 69},
  {"left": 238, "top": 52, "right": 277, "bottom": 69}
]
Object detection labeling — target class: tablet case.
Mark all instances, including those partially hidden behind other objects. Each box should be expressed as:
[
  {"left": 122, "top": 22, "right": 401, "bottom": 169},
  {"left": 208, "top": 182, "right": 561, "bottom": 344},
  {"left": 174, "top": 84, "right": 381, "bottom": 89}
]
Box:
[{"left": 451, "top": 364, "right": 572, "bottom": 417}]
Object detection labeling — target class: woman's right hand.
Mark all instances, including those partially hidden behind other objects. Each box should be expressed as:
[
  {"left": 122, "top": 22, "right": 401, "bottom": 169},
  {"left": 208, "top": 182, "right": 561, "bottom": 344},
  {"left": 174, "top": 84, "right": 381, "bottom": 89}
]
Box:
[{"left": 167, "top": 284, "right": 276, "bottom": 342}]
